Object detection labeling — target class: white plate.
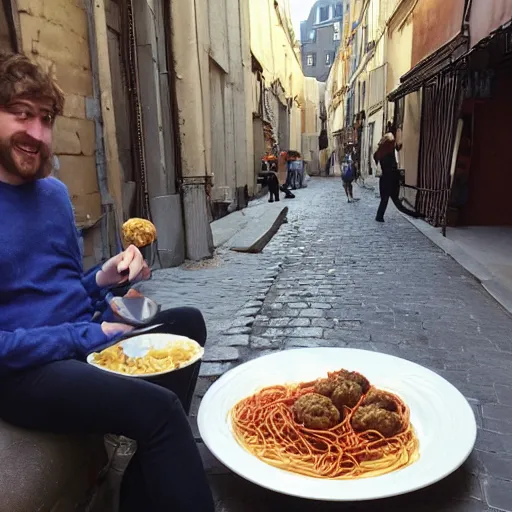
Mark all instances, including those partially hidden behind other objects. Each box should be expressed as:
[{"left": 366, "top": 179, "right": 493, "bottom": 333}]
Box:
[
  {"left": 87, "top": 333, "right": 204, "bottom": 378},
  {"left": 197, "top": 347, "right": 477, "bottom": 501}
]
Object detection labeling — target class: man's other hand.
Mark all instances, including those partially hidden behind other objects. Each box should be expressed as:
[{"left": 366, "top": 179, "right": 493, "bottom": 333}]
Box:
[
  {"left": 101, "top": 322, "right": 135, "bottom": 337},
  {"left": 96, "top": 245, "right": 151, "bottom": 288}
]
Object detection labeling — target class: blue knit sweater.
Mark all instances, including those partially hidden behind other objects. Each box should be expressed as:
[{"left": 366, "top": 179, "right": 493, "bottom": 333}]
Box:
[{"left": 0, "top": 177, "right": 109, "bottom": 375}]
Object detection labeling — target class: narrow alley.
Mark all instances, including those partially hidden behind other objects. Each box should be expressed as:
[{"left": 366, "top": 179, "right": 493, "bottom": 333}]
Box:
[
  {"left": 144, "top": 178, "right": 512, "bottom": 512},
  {"left": 3, "top": 0, "right": 512, "bottom": 510}
]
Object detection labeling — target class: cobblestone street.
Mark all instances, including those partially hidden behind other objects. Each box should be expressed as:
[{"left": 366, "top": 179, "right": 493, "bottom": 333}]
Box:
[{"left": 144, "top": 178, "right": 512, "bottom": 512}]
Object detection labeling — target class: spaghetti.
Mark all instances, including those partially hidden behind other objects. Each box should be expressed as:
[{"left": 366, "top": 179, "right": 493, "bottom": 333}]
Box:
[{"left": 231, "top": 369, "right": 419, "bottom": 479}]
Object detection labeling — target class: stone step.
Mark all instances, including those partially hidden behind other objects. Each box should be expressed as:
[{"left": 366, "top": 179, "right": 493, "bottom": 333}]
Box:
[{"left": 211, "top": 202, "right": 288, "bottom": 253}]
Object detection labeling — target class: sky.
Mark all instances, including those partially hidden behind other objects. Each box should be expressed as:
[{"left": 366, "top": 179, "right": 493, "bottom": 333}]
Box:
[{"left": 289, "top": 0, "right": 317, "bottom": 39}]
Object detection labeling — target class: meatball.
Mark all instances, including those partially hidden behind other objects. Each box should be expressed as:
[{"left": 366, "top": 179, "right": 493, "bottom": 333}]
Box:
[
  {"left": 346, "top": 371, "right": 371, "bottom": 393},
  {"left": 331, "top": 380, "right": 363, "bottom": 410},
  {"left": 362, "top": 389, "right": 398, "bottom": 412},
  {"left": 293, "top": 393, "right": 341, "bottom": 430},
  {"left": 351, "top": 405, "right": 403, "bottom": 438},
  {"left": 314, "top": 378, "right": 337, "bottom": 397}
]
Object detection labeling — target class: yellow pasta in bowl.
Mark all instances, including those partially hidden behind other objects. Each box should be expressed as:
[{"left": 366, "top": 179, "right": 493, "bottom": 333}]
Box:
[{"left": 87, "top": 334, "right": 204, "bottom": 377}]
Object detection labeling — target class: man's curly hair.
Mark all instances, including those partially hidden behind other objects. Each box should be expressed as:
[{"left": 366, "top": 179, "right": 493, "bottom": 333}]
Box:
[{"left": 0, "top": 52, "right": 65, "bottom": 115}]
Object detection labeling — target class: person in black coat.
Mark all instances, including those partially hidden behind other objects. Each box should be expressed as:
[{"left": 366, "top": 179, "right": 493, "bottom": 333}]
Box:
[{"left": 373, "top": 131, "right": 420, "bottom": 222}]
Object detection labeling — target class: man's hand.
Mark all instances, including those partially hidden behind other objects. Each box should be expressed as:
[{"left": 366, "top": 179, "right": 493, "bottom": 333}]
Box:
[
  {"left": 96, "top": 245, "right": 151, "bottom": 288},
  {"left": 101, "top": 322, "right": 135, "bottom": 337}
]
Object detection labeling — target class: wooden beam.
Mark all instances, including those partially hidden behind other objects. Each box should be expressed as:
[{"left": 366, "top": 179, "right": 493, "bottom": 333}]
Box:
[{"left": 91, "top": 0, "right": 124, "bottom": 223}]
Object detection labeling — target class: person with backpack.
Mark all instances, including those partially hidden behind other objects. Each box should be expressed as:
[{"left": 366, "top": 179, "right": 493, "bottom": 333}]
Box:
[{"left": 341, "top": 150, "right": 356, "bottom": 202}]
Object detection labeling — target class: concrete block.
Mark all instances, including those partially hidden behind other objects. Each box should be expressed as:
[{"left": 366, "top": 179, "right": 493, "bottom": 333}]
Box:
[
  {"left": 211, "top": 202, "right": 287, "bottom": 252},
  {"left": 58, "top": 155, "right": 99, "bottom": 196},
  {"left": 42, "top": 0, "right": 89, "bottom": 40},
  {"left": 72, "top": 191, "right": 102, "bottom": 225},
  {"left": 229, "top": 205, "right": 288, "bottom": 253},
  {"left": 53, "top": 118, "right": 81, "bottom": 155},
  {"left": 54, "top": 117, "right": 95, "bottom": 156},
  {"left": 55, "top": 63, "right": 93, "bottom": 96},
  {"left": 19, "top": 13, "right": 91, "bottom": 70},
  {"left": 63, "top": 94, "right": 86, "bottom": 119},
  {"left": 17, "top": 0, "right": 44, "bottom": 17},
  {"left": 75, "top": 119, "right": 96, "bottom": 156}
]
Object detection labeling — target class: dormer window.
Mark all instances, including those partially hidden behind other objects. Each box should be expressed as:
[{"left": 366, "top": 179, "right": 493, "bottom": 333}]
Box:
[{"left": 318, "top": 5, "right": 330, "bottom": 22}]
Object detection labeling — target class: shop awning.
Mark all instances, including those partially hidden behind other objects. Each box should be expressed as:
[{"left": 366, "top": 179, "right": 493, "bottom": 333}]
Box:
[{"left": 388, "top": 34, "right": 468, "bottom": 102}]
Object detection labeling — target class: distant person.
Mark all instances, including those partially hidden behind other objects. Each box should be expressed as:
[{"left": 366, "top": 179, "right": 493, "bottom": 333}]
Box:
[
  {"left": 261, "top": 155, "right": 281, "bottom": 202},
  {"left": 341, "top": 151, "right": 355, "bottom": 202},
  {"left": 373, "top": 130, "right": 420, "bottom": 222},
  {"left": 286, "top": 150, "right": 303, "bottom": 190}
]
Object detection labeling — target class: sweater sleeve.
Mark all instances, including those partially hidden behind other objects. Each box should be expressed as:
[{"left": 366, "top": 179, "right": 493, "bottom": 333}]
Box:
[
  {"left": 81, "top": 263, "right": 105, "bottom": 304},
  {"left": 0, "top": 322, "right": 110, "bottom": 376}
]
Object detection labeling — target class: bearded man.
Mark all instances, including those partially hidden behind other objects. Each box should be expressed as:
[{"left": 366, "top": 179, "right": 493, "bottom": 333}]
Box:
[{"left": 0, "top": 52, "right": 214, "bottom": 512}]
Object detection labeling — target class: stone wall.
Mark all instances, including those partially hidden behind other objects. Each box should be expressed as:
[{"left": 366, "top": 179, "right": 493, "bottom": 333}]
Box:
[{"left": 17, "top": 0, "right": 103, "bottom": 263}]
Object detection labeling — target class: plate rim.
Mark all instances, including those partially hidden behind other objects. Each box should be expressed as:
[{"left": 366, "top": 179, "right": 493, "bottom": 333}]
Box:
[
  {"left": 197, "top": 347, "right": 477, "bottom": 502},
  {"left": 86, "top": 333, "right": 204, "bottom": 378}
]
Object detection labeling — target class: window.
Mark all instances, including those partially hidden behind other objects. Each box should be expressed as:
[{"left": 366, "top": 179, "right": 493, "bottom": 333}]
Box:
[
  {"left": 333, "top": 21, "right": 340, "bottom": 41},
  {"left": 319, "top": 5, "right": 329, "bottom": 22},
  {"left": 325, "top": 52, "right": 334, "bottom": 66},
  {"left": 334, "top": 3, "right": 342, "bottom": 17},
  {"left": 309, "top": 29, "right": 316, "bottom": 42},
  {"left": 306, "top": 53, "right": 317, "bottom": 67}
]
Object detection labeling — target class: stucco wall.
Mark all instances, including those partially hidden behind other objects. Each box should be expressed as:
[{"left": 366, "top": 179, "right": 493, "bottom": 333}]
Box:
[
  {"left": 411, "top": 0, "right": 466, "bottom": 67},
  {"left": 173, "top": 0, "right": 251, "bottom": 209},
  {"left": 386, "top": 2, "right": 421, "bottom": 205},
  {"left": 386, "top": 11, "right": 413, "bottom": 94},
  {"left": 250, "top": 0, "right": 305, "bottom": 104},
  {"left": 303, "top": 77, "right": 320, "bottom": 134}
]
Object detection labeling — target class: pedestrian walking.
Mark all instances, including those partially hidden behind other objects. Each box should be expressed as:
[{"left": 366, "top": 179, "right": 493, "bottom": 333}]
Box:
[
  {"left": 341, "top": 151, "right": 355, "bottom": 202},
  {"left": 373, "top": 129, "right": 420, "bottom": 222},
  {"left": 286, "top": 150, "right": 302, "bottom": 190},
  {"left": 0, "top": 51, "right": 214, "bottom": 512},
  {"left": 341, "top": 149, "right": 360, "bottom": 202}
]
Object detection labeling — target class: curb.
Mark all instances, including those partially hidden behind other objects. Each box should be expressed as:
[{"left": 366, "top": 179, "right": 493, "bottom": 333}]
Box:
[{"left": 230, "top": 206, "right": 288, "bottom": 253}]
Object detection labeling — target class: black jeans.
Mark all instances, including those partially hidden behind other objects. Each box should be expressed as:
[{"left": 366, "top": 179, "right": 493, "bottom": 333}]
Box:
[
  {"left": 0, "top": 307, "right": 214, "bottom": 512},
  {"left": 342, "top": 178, "right": 354, "bottom": 198},
  {"left": 376, "top": 173, "right": 419, "bottom": 221}
]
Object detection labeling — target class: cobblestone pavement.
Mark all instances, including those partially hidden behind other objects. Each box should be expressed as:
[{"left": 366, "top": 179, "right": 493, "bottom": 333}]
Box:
[{"left": 145, "top": 178, "right": 512, "bottom": 512}]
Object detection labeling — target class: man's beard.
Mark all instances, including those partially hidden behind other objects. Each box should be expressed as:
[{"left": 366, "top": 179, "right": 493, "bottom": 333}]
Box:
[{"left": 0, "top": 132, "right": 52, "bottom": 183}]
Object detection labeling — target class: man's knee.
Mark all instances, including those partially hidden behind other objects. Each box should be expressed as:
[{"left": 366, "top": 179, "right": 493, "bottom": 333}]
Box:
[
  {"left": 179, "top": 307, "right": 206, "bottom": 329},
  {"left": 133, "top": 384, "right": 188, "bottom": 438}
]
